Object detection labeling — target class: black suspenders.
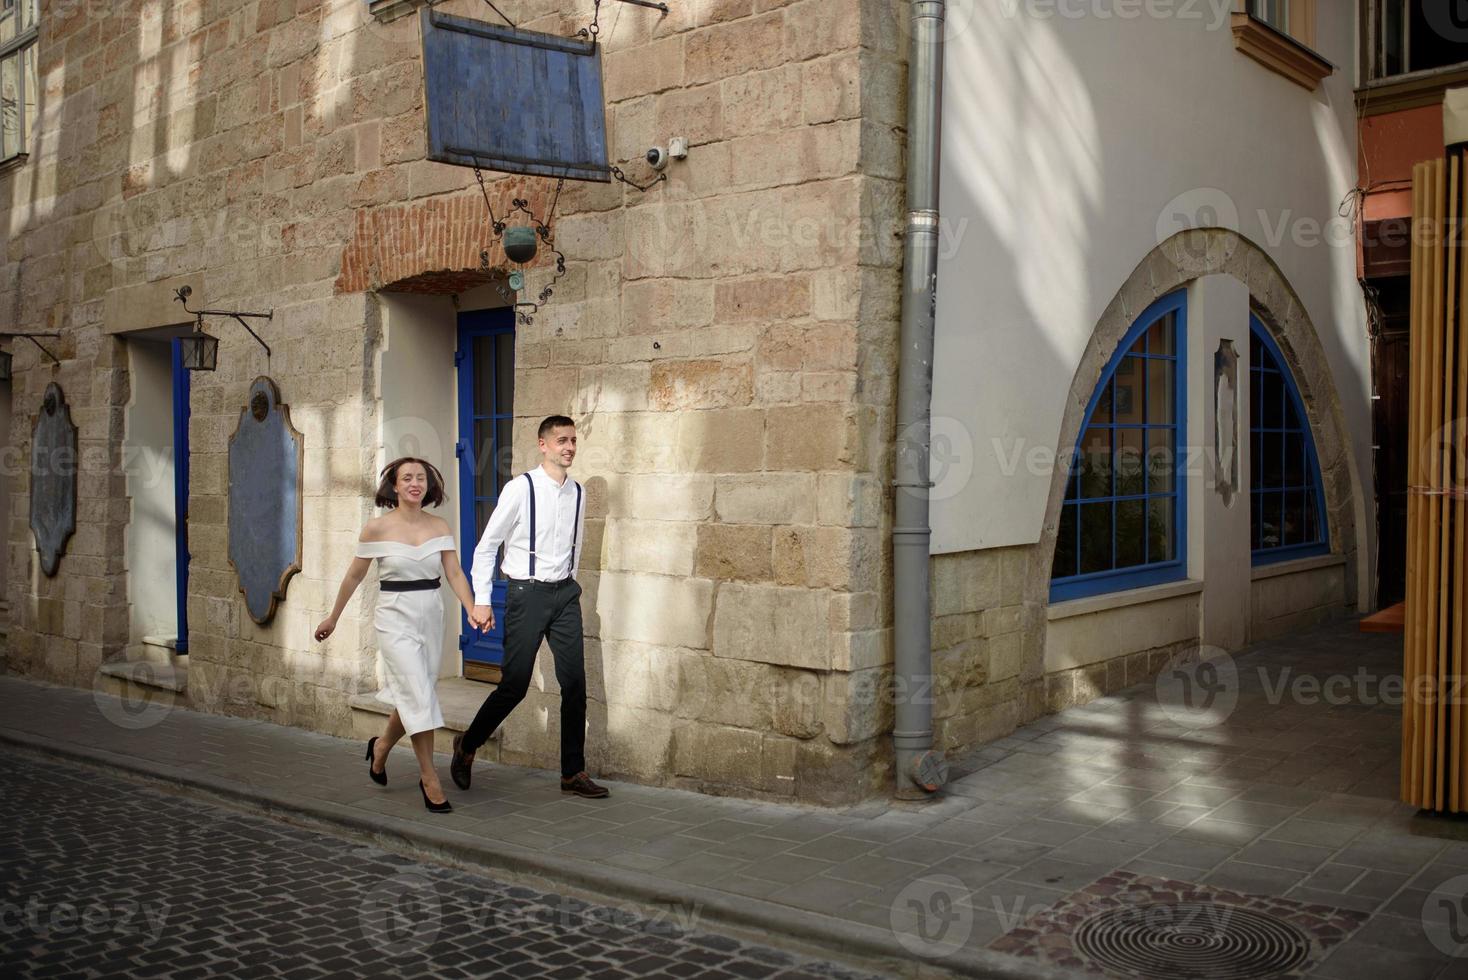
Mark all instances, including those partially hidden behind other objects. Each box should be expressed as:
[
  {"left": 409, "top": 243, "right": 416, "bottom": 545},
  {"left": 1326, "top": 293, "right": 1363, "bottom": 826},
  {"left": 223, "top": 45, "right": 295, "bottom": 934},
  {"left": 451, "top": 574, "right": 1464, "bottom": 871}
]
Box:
[
  {"left": 524, "top": 472, "right": 582, "bottom": 579},
  {"left": 571, "top": 481, "right": 583, "bottom": 571},
  {"left": 524, "top": 472, "right": 536, "bottom": 575}
]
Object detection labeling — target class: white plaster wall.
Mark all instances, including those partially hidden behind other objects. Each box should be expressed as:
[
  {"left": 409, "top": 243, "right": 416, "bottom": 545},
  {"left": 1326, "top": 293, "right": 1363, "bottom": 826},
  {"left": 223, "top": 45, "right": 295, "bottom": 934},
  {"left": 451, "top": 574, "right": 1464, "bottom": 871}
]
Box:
[
  {"left": 1190, "top": 275, "right": 1252, "bottom": 651},
  {"left": 376, "top": 293, "right": 463, "bottom": 680},
  {"left": 933, "top": 6, "right": 1370, "bottom": 578},
  {"left": 123, "top": 340, "right": 177, "bottom": 642}
]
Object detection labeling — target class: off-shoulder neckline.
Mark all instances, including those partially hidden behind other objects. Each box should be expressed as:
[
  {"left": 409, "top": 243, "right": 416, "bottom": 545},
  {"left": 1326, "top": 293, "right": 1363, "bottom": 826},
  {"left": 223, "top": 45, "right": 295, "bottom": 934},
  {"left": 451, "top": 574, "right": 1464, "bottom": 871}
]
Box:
[{"left": 358, "top": 535, "right": 455, "bottom": 552}]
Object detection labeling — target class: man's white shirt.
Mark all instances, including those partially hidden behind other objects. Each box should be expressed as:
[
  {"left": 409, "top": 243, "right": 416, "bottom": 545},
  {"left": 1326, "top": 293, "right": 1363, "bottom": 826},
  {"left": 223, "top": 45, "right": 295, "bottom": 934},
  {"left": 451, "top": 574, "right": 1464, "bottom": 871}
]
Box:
[{"left": 471, "top": 465, "right": 584, "bottom": 605}]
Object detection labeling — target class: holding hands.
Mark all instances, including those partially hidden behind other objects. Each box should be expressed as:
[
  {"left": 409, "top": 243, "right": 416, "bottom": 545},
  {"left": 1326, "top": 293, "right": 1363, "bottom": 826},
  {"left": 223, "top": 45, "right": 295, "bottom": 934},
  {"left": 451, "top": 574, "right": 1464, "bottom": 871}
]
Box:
[{"left": 468, "top": 604, "right": 495, "bottom": 633}]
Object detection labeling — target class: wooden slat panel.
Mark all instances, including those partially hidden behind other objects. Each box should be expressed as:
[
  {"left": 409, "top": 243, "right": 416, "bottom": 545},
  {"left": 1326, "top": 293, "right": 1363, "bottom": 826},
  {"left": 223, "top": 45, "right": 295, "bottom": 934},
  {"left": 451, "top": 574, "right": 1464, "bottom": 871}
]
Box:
[
  {"left": 1441, "top": 154, "right": 1459, "bottom": 811},
  {"left": 1403, "top": 154, "right": 1468, "bottom": 812},
  {"left": 1450, "top": 151, "right": 1462, "bottom": 809},
  {"left": 1421, "top": 156, "right": 1444, "bottom": 809},
  {"left": 1404, "top": 163, "right": 1425, "bottom": 804}
]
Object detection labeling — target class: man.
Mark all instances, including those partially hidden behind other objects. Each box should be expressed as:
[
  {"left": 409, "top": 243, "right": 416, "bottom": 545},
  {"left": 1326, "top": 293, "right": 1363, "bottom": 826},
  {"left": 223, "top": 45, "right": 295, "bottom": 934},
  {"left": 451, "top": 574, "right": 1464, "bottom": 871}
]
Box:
[{"left": 451, "top": 415, "right": 608, "bottom": 799}]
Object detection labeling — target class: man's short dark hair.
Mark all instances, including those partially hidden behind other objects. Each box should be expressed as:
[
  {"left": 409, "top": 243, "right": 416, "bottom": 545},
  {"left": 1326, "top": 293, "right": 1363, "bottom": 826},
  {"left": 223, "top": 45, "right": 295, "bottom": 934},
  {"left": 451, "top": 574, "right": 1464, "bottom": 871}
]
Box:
[{"left": 538, "top": 415, "right": 576, "bottom": 441}]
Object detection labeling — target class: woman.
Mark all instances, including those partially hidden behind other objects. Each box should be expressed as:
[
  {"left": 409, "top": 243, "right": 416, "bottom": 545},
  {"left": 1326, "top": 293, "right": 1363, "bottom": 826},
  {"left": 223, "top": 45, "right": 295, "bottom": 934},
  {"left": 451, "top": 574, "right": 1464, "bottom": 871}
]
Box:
[{"left": 314, "top": 457, "right": 488, "bottom": 812}]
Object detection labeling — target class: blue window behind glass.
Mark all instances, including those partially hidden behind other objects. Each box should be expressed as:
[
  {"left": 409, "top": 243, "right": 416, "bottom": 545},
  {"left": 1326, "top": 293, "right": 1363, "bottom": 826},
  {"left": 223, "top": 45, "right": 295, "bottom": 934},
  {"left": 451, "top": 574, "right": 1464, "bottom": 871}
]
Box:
[
  {"left": 1052, "top": 292, "right": 1188, "bottom": 602},
  {"left": 456, "top": 308, "right": 515, "bottom": 669},
  {"left": 1250, "top": 317, "right": 1328, "bottom": 564}
]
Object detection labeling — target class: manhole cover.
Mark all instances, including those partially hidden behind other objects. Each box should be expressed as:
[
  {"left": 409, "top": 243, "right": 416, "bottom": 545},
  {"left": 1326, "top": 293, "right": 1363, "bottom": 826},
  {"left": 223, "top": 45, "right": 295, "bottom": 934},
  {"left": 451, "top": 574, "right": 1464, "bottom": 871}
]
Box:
[{"left": 1073, "top": 902, "right": 1312, "bottom": 979}]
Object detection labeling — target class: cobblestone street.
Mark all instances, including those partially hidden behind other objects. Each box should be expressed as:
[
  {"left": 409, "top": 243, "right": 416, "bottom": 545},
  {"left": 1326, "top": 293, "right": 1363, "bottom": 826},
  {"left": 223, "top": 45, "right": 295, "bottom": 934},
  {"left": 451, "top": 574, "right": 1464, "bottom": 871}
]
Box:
[{"left": 0, "top": 756, "right": 884, "bottom": 980}]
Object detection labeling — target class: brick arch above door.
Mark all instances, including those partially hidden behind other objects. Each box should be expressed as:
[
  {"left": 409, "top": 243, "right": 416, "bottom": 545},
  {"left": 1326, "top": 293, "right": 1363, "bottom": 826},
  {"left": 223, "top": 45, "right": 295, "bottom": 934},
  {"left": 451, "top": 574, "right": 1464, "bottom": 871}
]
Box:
[{"left": 335, "top": 184, "right": 563, "bottom": 295}]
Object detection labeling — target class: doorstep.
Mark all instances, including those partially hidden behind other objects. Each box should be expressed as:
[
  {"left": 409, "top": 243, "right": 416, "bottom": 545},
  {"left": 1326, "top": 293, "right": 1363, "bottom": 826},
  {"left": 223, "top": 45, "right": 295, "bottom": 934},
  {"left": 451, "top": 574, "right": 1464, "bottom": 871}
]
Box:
[
  {"left": 349, "top": 676, "right": 500, "bottom": 753},
  {"left": 95, "top": 659, "right": 192, "bottom": 712},
  {"left": 97, "top": 659, "right": 189, "bottom": 693}
]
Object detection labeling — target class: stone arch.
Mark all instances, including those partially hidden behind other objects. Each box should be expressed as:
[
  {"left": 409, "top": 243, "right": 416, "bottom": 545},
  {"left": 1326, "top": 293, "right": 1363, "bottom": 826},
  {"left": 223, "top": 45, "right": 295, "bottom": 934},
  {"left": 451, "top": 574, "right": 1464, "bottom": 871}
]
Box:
[{"left": 1031, "top": 229, "right": 1362, "bottom": 613}]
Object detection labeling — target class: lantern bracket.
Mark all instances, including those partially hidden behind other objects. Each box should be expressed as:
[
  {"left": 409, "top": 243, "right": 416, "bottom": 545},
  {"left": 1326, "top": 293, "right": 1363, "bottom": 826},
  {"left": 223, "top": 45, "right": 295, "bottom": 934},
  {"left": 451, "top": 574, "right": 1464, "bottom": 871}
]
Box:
[
  {"left": 471, "top": 159, "right": 569, "bottom": 325},
  {"left": 173, "top": 287, "right": 274, "bottom": 358},
  {"left": 0, "top": 332, "right": 60, "bottom": 365},
  {"left": 578, "top": 0, "right": 669, "bottom": 42}
]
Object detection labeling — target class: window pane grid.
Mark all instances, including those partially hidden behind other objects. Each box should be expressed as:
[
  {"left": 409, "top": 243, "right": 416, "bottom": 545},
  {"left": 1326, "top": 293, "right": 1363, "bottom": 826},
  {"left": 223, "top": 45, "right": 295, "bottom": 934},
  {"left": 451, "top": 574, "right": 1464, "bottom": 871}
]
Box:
[
  {"left": 0, "top": 6, "right": 33, "bottom": 162},
  {"left": 461, "top": 321, "right": 516, "bottom": 591},
  {"left": 1053, "top": 302, "right": 1183, "bottom": 595},
  {"left": 1250, "top": 326, "right": 1326, "bottom": 560},
  {"left": 1251, "top": 0, "right": 1289, "bottom": 32}
]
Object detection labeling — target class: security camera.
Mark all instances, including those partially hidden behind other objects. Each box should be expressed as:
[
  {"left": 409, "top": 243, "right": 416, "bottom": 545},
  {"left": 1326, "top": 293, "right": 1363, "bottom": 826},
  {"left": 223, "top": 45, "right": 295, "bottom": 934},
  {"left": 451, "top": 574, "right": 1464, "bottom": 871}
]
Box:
[{"left": 646, "top": 146, "right": 669, "bottom": 171}]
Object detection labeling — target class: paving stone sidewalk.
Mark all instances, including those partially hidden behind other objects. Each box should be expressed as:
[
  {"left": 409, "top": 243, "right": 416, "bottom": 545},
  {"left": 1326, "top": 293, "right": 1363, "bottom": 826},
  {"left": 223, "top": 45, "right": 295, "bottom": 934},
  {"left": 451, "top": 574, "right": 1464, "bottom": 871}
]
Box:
[{"left": 3, "top": 619, "right": 1465, "bottom": 979}]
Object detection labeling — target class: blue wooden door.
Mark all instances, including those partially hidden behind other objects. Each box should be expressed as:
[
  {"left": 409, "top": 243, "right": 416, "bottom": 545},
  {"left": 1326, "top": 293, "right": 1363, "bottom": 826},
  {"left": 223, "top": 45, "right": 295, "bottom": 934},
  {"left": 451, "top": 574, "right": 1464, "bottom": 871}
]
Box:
[
  {"left": 456, "top": 308, "right": 515, "bottom": 669},
  {"left": 171, "top": 339, "right": 191, "bottom": 652}
]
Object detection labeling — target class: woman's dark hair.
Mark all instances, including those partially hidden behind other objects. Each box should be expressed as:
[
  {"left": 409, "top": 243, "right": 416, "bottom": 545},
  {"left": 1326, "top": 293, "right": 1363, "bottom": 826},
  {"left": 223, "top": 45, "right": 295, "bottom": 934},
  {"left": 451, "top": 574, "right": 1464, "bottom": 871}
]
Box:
[{"left": 375, "top": 457, "right": 448, "bottom": 509}]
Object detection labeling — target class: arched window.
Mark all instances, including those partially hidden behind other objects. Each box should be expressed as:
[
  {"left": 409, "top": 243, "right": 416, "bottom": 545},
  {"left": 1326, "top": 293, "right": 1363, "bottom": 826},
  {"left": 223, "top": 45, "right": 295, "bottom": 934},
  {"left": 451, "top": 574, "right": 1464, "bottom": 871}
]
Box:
[
  {"left": 1250, "top": 317, "right": 1327, "bottom": 563},
  {"left": 1052, "top": 293, "right": 1187, "bottom": 601}
]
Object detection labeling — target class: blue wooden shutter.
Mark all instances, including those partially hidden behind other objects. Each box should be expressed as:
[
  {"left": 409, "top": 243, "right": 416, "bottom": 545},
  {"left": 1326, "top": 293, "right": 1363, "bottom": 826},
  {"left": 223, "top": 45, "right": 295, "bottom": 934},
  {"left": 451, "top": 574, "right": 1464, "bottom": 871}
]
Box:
[{"left": 421, "top": 9, "right": 611, "bottom": 183}]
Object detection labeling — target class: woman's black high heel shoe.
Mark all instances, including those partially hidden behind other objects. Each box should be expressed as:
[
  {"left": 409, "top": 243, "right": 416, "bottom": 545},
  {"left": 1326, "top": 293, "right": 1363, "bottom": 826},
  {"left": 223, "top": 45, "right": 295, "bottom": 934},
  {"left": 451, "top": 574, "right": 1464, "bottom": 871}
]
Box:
[
  {"left": 365, "top": 737, "right": 387, "bottom": 786},
  {"left": 420, "top": 780, "right": 452, "bottom": 813}
]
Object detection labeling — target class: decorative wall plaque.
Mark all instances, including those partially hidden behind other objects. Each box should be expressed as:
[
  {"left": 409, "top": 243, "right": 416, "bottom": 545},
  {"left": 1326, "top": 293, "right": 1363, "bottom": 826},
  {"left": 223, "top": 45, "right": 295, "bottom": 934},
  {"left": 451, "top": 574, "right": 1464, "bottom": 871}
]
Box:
[
  {"left": 29, "top": 382, "right": 77, "bottom": 576},
  {"left": 1214, "top": 339, "right": 1240, "bottom": 507},
  {"left": 227, "top": 377, "right": 303, "bottom": 625}
]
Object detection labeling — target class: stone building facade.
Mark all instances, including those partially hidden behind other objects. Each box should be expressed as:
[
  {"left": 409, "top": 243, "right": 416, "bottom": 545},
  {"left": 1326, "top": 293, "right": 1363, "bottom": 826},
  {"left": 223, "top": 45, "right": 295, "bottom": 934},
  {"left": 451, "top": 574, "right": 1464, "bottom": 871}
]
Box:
[
  {"left": 0, "top": 0, "right": 1380, "bottom": 805},
  {"left": 2, "top": 0, "right": 914, "bottom": 804}
]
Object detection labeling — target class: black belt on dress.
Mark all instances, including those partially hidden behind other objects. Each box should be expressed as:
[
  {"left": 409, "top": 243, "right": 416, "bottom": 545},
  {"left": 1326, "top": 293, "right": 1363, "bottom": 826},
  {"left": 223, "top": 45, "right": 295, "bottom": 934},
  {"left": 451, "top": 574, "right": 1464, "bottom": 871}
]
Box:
[{"left": 381, "top": 578, "right": 441, "bottom": 592}]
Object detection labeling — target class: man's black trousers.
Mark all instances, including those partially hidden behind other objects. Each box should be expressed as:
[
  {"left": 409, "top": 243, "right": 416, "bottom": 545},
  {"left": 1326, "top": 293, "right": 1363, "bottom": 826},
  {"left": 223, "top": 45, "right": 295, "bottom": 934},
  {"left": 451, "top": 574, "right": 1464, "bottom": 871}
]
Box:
[{"left": 461, "top": 578, "right": 586, "bottom": 778}]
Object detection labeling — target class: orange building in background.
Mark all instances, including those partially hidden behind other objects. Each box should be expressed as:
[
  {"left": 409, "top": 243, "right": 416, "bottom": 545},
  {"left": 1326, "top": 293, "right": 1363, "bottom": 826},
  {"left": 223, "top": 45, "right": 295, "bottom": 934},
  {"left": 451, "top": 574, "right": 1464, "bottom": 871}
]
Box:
[{"left": 1354, "top": 1, "right": 1467, "bottom": 608}]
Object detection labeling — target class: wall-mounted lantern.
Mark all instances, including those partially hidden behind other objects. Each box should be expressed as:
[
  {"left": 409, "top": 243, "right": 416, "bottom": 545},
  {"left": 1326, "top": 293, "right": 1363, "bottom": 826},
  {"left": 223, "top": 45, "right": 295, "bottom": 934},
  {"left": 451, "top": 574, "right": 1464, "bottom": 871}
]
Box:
[
  {"left": 179, "top": 325, "right": 219, "bottom": 372},
  {"left": 173, "top": 286, "right": 273, "bottom": 373},
  {"left": 0, "top": 332, "right": 61, "bottom": 381}
]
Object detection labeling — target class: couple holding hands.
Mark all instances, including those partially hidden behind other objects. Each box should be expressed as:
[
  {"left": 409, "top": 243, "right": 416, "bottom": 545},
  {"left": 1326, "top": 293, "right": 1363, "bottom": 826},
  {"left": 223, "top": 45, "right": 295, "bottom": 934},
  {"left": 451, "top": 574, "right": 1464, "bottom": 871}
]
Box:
[{"left": 313, "top": 415, "right": 606, "bottom": 812}]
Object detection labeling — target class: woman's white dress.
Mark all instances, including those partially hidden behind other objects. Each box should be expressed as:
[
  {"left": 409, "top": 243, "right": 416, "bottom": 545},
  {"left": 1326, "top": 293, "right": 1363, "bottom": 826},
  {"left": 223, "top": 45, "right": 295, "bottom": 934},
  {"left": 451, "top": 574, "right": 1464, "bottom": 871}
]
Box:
[{"left": 355, "top": 535, "right": 455, "bottom": 736}]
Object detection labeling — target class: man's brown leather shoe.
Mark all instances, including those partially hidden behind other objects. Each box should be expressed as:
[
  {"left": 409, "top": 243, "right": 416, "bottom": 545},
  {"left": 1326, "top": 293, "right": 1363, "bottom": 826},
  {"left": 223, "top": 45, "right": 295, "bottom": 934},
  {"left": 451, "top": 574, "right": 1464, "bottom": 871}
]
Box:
[
  {"left": 450, "top": 734, "right": 473, "bottom": 791},
  {"left": 561, "top": 772, "right": 609, "bottom": 798}
]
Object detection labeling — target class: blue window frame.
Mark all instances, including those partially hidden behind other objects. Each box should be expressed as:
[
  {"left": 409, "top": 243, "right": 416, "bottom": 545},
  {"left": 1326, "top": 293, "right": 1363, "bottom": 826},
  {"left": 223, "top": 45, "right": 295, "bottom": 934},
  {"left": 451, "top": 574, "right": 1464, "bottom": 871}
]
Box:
[
  {"left": 456, "top": 308, "right": 515, "bottom": 669},
  {"left": 171, "top": 339, "right": 191, "bottom": 652},
  {"left": 1250, "top": 317, "right": 1328, "bottom": 564},
  {"left": 1052, "top": 292, "right": 1188, "bottom": 601}
]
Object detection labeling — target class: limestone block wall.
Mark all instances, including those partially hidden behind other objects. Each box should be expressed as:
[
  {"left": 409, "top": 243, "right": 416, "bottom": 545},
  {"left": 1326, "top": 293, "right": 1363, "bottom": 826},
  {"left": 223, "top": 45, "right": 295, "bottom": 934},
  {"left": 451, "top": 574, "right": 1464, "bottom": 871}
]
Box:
[{"left": 927, "top": 546, "right": 1046, "bottom": 754}]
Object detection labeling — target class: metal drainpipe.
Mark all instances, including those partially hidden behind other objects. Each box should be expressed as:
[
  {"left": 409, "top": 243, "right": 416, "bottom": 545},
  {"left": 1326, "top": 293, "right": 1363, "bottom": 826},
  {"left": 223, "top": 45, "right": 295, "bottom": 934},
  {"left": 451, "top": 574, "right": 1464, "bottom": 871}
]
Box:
[{"left": 892, "top": 0, "right": 948, "bottom": 801}]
